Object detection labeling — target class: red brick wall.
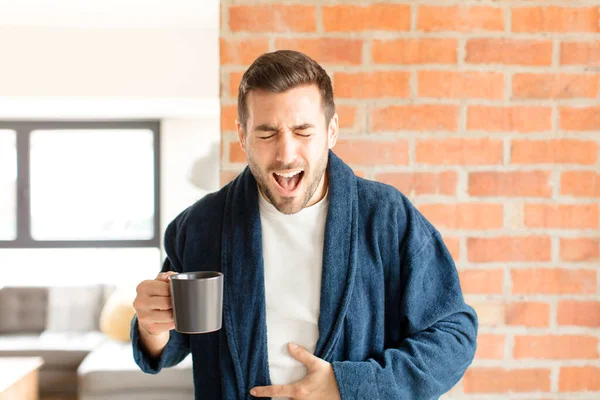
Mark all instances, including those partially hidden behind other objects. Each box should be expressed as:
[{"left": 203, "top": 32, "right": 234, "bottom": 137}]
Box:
[{"left": 220, "top": 2, "right": 600, "bottom": 397}]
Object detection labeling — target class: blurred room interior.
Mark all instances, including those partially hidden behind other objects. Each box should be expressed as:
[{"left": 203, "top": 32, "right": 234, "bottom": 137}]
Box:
[{"left": 0, "top": 1, "right": 218, "bottom": 399}]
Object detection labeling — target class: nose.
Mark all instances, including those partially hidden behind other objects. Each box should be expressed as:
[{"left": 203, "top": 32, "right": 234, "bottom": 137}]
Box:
[{"left": 275, "top": 131, "right": 298, "bottom": 166}]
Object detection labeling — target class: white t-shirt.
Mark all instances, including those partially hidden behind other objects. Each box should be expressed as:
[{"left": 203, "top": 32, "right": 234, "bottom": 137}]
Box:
[{"left": 258, "top": 188, "right": 328, "bottom": 394}]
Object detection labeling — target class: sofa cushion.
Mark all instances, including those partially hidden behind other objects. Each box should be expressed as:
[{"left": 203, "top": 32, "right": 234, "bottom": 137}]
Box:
[
  {"left": 0, "top": 331, "right": 105, "bottom": 369},
  {"left": 77, "top": 339, "right": 193, "bottom": 393},
  {"left": 0, "top": 287, "right": 47, "bottom": 333},
  {"left": 46, "top": 285, "right": 105, "bottom": 332}
]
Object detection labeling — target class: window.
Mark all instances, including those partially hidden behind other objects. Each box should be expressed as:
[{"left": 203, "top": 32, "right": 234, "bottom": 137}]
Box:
[
  {"left": 0, "top": 130, "right": 17, "bottom": 240},
  {"left": 0, "top": 121, "right": 161, "bottom": 285}
]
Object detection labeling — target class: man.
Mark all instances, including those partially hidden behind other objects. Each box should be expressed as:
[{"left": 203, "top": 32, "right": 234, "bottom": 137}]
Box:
[{"left": 131, "top": 50, "right": 478, "bottom": 399}]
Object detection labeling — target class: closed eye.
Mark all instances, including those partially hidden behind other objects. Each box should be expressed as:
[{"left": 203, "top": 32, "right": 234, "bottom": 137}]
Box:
[
  {"left": 258, "top": 134, "right": 275, "bottom": 140},
  {"left": 295, "top": 125, "right": 314, "bottom": 137}
]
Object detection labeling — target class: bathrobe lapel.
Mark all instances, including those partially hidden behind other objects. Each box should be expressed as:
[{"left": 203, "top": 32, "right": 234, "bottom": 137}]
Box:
[{"left": 220, "top": 151, "right": 358, "bottom": 399}]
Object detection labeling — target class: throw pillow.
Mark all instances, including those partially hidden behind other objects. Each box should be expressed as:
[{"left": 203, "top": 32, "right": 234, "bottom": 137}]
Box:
[{"left": 99, "top": 286, "right": 137, "bottom": 342}]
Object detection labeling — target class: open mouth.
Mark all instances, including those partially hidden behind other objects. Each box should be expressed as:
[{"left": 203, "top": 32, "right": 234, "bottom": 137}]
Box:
[{"left": 273, "top": 170, "right": 304, "bottom": 195}]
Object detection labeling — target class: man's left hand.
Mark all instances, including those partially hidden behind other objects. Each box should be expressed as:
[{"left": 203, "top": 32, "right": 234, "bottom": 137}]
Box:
[{"left": 250, "top": 343, "right": 342, "bottom": 399}]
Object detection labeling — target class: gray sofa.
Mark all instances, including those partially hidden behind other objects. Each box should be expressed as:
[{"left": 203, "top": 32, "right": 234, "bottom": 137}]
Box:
[{"left": 0, "top": 285, "right": 193, "bottom": 400}]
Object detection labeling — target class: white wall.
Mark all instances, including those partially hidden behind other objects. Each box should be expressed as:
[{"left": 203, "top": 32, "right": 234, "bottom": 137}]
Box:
[
  {"left": 0, "top": 0, "right": 219, "bottom": 99},
  {"left": 0, "top": 26, "right": 217, "bottom": 99},
  {"left": 161, "top": 118, "right": 221, "bottom": 231},
  {"left": 0, "top": 0, "right": 221, "bottom": 286}
]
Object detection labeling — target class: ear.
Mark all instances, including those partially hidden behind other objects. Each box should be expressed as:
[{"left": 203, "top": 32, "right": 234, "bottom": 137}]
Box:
[
  {"left": 236, "top": 119, "right": 246, "bottom": 153},
  {"left": 327, "top": 113, "right": 339, "bottom": 149}
]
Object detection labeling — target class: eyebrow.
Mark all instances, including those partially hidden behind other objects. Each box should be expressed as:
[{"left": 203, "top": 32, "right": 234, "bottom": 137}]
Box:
[{"left": 253, "top": 123, "right": 315, "bottom": 132}]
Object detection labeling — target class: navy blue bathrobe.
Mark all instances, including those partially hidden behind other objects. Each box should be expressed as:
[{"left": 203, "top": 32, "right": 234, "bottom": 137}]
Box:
[{"left": 131, "top": 151, "right": 478, "bottom": 399}]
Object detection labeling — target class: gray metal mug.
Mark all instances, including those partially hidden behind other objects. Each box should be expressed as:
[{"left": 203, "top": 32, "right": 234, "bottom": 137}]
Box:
[{"left": 169, "top": 271, "right": 223, "bottom": 334}]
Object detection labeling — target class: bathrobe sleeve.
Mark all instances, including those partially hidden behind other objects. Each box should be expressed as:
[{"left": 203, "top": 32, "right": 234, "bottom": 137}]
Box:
[
  {"left": 332, "top": 229, "right": 478, "bottom": 399},
  {"left": 131, "top": 219, "right": 191, "bottom": 374}
]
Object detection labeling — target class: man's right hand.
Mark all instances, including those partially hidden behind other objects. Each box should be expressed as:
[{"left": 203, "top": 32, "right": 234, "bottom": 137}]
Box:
[{"left": 133, "top": 271, "right": 178, "bottom": 359}]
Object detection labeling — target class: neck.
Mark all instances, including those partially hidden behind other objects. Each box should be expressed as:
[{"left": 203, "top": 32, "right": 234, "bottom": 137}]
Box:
[{"left": 305, "top": 171, "right": 328, "bottom": 208}]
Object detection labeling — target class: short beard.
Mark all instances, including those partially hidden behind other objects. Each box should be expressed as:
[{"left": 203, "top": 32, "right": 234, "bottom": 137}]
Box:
[{"left": 249, "top": 149, "right": 328, "bottom": 215}]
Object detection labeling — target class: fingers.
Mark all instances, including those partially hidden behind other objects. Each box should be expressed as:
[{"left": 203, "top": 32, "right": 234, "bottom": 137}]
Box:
[
  {"left": 133, "top": 287, "right": 172, "bottom": 313},
  {"left": 133, "top": 271, "right": 179, "bottom": 337},
  {"left": 137, "top": 309, "right": 174, "bottom": 323},
  {"left": 156, "top": 271, "right": 178, "bottom": 282},
  {"left": 137, "top": 279, "right": 171, "bottom": 297},
  {"left": 145, "top": 295, "right": 173, "bottom": 311},
  {"left": 136, "top": 307, "right": 175, "bottom": 336},
  {"left": 139, "top": 321, "right": 175, "bottom": 336},
  {"left": 250, "top": 383, "right": 304, "bottom": 398},
  {"left": 137, "top": 271, "right": 177, "bottom": 298}
]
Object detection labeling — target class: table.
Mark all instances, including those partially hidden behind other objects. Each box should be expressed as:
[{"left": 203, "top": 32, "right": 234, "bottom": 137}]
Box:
[{"left": 0, "top": 357, "right": 44, "bottom": 400}]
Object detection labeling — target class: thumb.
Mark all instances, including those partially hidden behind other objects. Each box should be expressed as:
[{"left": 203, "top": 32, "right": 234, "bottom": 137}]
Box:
[
  {"left": 156, "top": 271, "right": 178, "bottom": 282},
  {"left": 288, "top": 343, "right": 319, "bottom": 370}
]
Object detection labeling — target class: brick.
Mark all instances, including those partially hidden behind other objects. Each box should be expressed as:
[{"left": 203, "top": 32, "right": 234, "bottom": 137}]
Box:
[
  {"left": 229, "top": 141, "right": 246, "bottom": 164},
  {"left": 221, "top": 105, "right": 238, "bottom": 132},
  {"left": 416, "top": 138, "right": 503, "bottom": 165},
  {"left": 370, "top": 105, "right": 458, "bottom": 132},
  {"left": 275, "top": 38, "right": 362, "bottom": 65},
  {"left": 418, "top": 71, "right": 504, "bottom": 99},
  {"left": 561, "top": 171, "right": 600, "bottom": 197},
  {"left": 558, "top": 301, "right": 600, "bottom": 327},
  {"left": 458, "top": 268, "right": 504, "bottom": 294},
  {"left": 323, "top": 4, "right": 410, "bottom": 32},
  {"left": 506, "top": 302, "right": 550, "bottom": 327},
  {"left": 467, "top": 105, "right": 552, "bottom": 133},
  {"left": 512, "top": 268, "right": 597, "bottom": 295},
  {"left": 514, "top": 335, "right": 598, "bottom": 359},
  {"left": 418, "top": 5, "right": 504, "bottom": 32},
  {"left": 372, "top": 38, "right": 457, "bottom": 64},
  {"left": 466, "top": 38, "right": 553, "bottom": 66},
  {"left": 419, "top": 203, "right": 504, "bottom": 230},
  {"left": 220, "top": 38, "right": 269, "bottom": 65},
  {"left": 474, "top": 334, "right": 505, "bottom": 360},
  {"left": 443, "top": 236, "right": 460, "bottom": 261},
  {"left": 463, "top": 368, "right": 551, "bottom": 393},
  {"left": 561, "top": 238, "right": 600, "bottom": 262},
  {"left": 560, "top": 367, "right": 600, "bottom": 392},
  {"left": 561, "top": 41, "right": 600, "bottom": 66},
  {"left": 334, "top": 72, "right": 410, "bottom": 99},
  {"left": 513, "top": 73, "right": 598, "bottom": 99},
  {"left": 375, "top": 171, "right": 458, "bottom": 196},
  {"left": 512, "top": 7, "right": 599, "bottom": 33},
  {"left": 333, "top": 140, "right": 409, "bottom": 165},
  {"left": 511, "top": 140, "right": 598, "bottom": 165},
  {"left": 560, "top": 106, "right": 600, "bottom": 131},
  {"left": 229, "top": 72, "right": 244, "bottom": 98},
  {"left": 525, "top": 204, "right": 599, "bottom": 229},
  {"left": 468, "top": 236, "right": 551, "bottom": 262},
  {"left": 229, "top": 5, "right": 316, "bottom": 32},
  {"left": 471, "top": 302, "right": 506, "bottom": 326},
  {"left": 469, "top": 171, "right": 552, "bottom": 198},
  {"left": 336, "top": 106, "right": 356, "bottom": 130}
]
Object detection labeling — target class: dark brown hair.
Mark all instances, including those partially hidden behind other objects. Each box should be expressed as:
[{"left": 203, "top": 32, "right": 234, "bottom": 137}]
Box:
[{"left": 237, "top": 50, "right": 335, "bottom": 132}]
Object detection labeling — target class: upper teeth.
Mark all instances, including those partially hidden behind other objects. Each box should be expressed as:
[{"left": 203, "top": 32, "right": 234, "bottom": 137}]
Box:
[{"left": 275, "top": 171, "right": 302, "bottom": 178}]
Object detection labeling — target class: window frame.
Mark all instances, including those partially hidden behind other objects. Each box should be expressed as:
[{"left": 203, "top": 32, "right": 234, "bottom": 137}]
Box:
[{"left": 0, "top": 120, "right": 161, "bottom": 249}]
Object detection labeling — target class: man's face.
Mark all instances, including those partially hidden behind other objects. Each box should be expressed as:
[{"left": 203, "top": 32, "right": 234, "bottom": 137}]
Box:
[{"left": 236, "top": 84, "right": 339, "bottom": 215}]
